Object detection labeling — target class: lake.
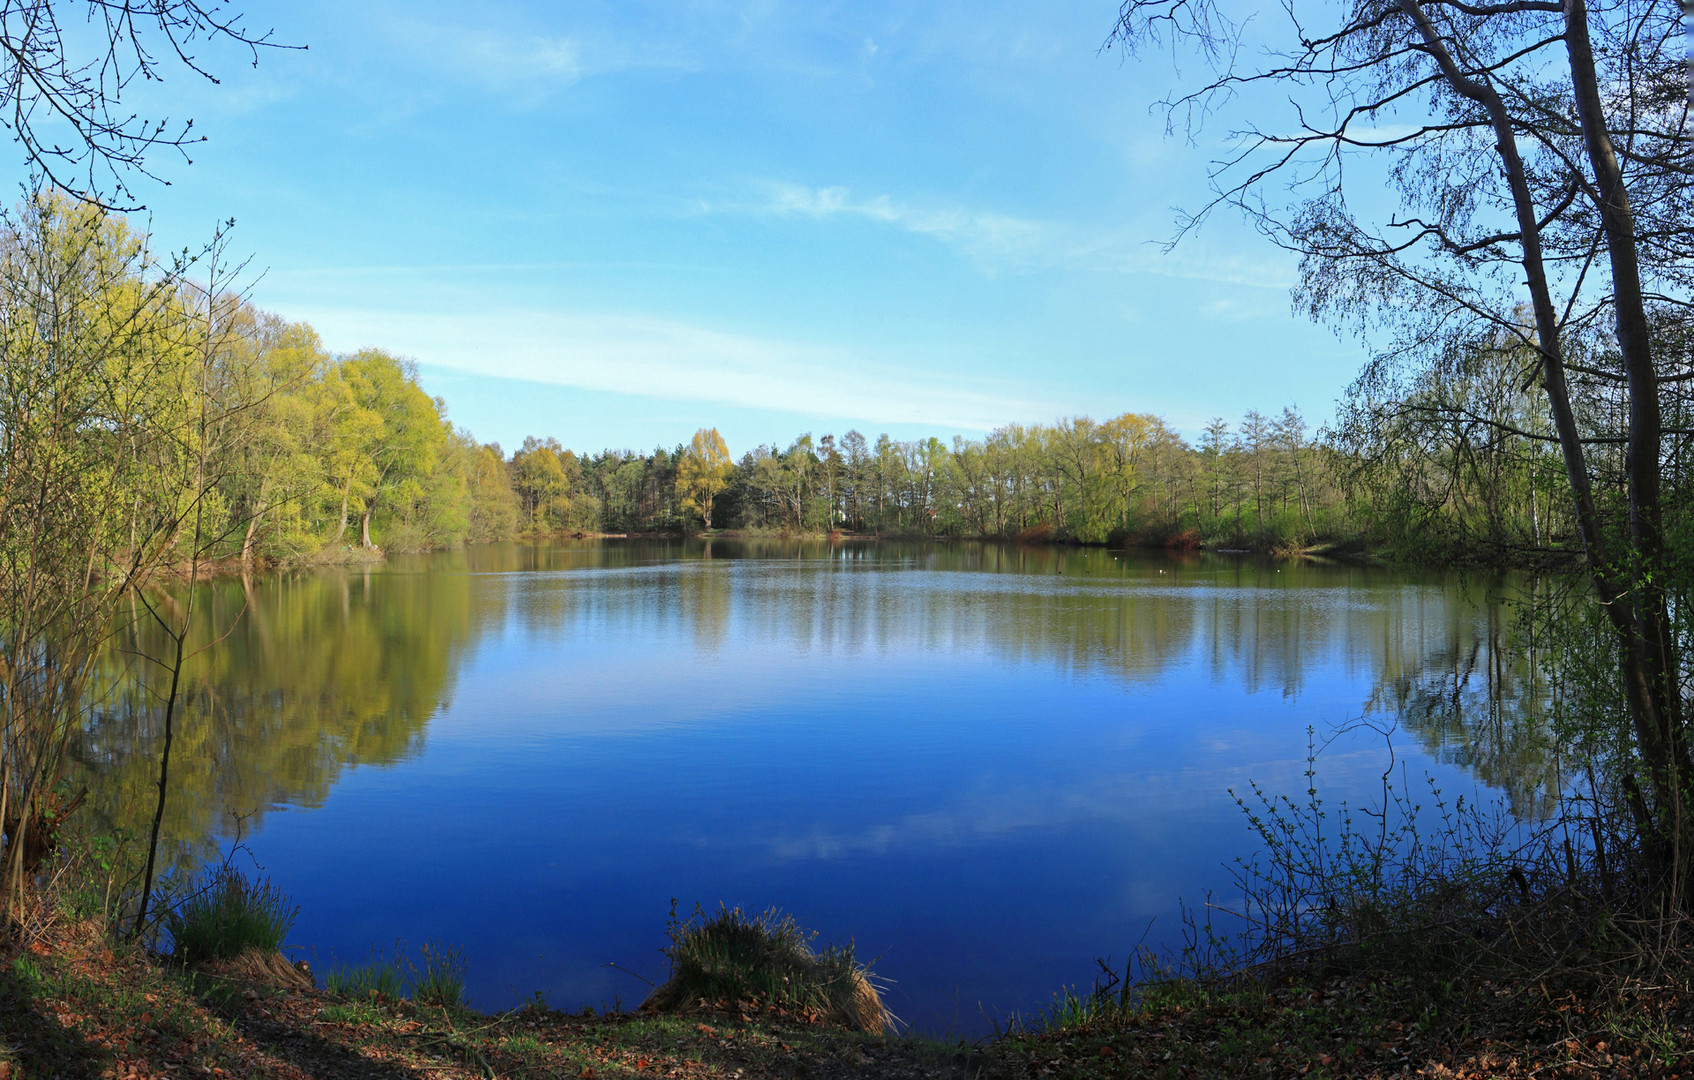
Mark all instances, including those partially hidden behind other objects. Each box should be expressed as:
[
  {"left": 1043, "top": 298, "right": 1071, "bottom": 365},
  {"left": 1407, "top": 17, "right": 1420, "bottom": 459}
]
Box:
[{"left": 80, "top": 540, "right": 1552, "bottom": 1035}]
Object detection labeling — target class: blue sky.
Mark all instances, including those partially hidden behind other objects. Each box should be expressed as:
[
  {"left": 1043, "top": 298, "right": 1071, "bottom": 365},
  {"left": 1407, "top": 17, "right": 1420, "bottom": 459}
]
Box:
[{"left": 116, "top": 0, "right": 1363, "bottom": 456}]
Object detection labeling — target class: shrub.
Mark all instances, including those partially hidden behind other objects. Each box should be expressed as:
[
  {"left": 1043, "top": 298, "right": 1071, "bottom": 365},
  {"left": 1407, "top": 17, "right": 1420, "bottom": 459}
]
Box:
[
  {"left": 1014, "top": 521, "right": 1055, "bottom": 544},
  {"left": 166, "top": 868, "right": 297, "bottom": 966},
  {"left": 643, "top": 903, "right": 890, "bottom": 1032},
  {"left": 1164, "top": 528, "right": 1201, "bottom": 551}
]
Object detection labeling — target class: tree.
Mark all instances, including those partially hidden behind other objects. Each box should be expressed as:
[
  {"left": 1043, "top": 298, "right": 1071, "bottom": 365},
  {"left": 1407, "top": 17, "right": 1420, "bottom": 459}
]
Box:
[
  {"left": 1197, "top": 417, "right": 1234, "bottom": 529},
  {"left": 1052, "top": 417, "right": 1103, "bottom": 540},
  {"left": 1110, "top": 0, "right": 1692, "bottom": 888},
  {"left": 677, "top": 428, "right": 733, "bottom": 530},
  {"left": 219, "top": 314, "right": 329, "bottom": 562},
  {"left": 840, "top": 430, "right": 869, "bottom": 529},
  {"left": 0, "top": 196, "right": 234, "bottom": 915},
  {"left": 460, "top": 441, "right": 519, "bottom": 542},
  {"left": 511, "top": 437, "right": 568, "bottom": 530},
  {"left": 333, "top": 350, "right": 446, "bottom": 549},
  {"left": 1274, "top": 406, "right": 1318, "bottom": 542},
  {"left": 0, "top": 1, "right": 285, "bottom": 209},
  {"left": 1239, "top": 410, "right": 1272, "bottom": 541}
]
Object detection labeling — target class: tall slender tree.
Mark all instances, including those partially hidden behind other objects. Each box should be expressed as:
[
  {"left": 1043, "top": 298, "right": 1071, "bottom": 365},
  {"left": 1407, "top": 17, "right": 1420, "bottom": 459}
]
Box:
[{"left": 1111, "top": 0, "right": 1692, "bottom": 889}]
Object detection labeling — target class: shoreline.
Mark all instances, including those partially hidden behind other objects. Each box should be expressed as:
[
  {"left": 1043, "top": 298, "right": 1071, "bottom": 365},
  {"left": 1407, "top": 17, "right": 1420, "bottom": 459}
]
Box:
[
  {"left": 159, "top": 531, "right": 1590, "bottom": 585},
  {"left": 4, "top": 905, "right": 1676, "bottom": 1080}
]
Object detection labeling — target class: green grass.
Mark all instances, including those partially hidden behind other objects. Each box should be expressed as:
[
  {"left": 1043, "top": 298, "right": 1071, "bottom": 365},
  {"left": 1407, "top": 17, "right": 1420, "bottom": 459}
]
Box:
[
  {"left": 166, "top": 868, "right": 298, "bottom": 966},
  {"left": 11, "top": 956, "right": 42, "bottom": 988},
  {"left": 322, "top": 941, "right": 465, "bottom": 1006},
  {"left": 323, "top": 949, "right": 407, "bottom": 1001},
  {"left": 500, "top": 1034, "right": 545, "bottom": 1055},
  {"left": 318, "top": 1001, "right": 386, "bottom": 1025},
  {"left": 410, "top": 940, "right": 467, "bottom": 1007}
]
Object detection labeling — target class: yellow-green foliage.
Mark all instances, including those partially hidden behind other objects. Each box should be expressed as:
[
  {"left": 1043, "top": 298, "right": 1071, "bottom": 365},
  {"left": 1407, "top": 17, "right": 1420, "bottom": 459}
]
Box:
[
  {"left": 0, "top": 197, "right": 524, "bottom": 570},
  {"left": 677, "top": 427, "right": 734, "bottom": 529}
]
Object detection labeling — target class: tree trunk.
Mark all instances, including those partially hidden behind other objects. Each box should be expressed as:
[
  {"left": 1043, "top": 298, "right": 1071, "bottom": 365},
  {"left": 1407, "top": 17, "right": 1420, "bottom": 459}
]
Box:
[
  {"left": 1404, "top": 0, "right": 1691, "bottom": 891},
  {"left": 332, "top": 476, "right": 351, "bottom": 545},
  {"left": 1562, "top": 0, "right": 1688, "bottom": 871},
  {"left": 241, "top": 503, "right": 264, "bottom": 563}
]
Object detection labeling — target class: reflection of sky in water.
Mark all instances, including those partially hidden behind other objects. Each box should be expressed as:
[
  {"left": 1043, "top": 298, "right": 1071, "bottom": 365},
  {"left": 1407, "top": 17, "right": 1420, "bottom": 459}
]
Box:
[{"left": 243, "top": 547, "right": 1520, "bottom": 1035}]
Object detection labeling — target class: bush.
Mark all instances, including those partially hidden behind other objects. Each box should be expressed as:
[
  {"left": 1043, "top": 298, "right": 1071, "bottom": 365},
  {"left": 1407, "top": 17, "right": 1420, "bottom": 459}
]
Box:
[
  {"left": 644, "top": 903, "right": 890, "bottom": 1032},
  {"left": 1014, "top": 522, "right": 1055, "bottom": 544},
  {"left": 166, "top": 868, "right": 297, "bottom": 966}
]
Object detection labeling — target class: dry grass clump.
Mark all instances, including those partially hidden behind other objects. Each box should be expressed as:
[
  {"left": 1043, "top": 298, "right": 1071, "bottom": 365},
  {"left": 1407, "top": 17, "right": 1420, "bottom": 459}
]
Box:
[
  {"left": 205, "top": 946, "right": 315, "bottom": 991},
  {"left": 642, "top": 904, "right": 891, "bottom": 1032}
]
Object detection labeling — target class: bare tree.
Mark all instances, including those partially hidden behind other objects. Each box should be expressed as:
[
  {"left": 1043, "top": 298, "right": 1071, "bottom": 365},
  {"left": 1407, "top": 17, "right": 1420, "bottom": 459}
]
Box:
[
  {"left": 1109, "top": 0, "right": 1691, "bottom": 891},
  {"left": 0, "top": 1, "right": 288, "bottom": 208}
]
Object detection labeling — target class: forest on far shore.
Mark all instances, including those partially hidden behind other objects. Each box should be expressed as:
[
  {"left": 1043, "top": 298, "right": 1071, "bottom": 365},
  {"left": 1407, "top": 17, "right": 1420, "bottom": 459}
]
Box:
[{"left": 19, "top": 196, "right": 1684, "bottom": 570}]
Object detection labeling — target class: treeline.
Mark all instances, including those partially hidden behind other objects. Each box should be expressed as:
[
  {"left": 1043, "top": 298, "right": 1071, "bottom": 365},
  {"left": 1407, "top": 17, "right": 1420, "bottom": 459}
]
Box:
[
  {"left": 16, "top": 196, "right": 1352, "bottom": 569},
  {"left": 3, "top": 199, "right": 1353, "bottom": 562},
  {"left": 29, "top": 194, "right": 1678, "bottom": 568},
  {"left": 507, "top": 412, "right": 1348, "bottom": 549},
  {"left": 499, "top": 309, "right": 1694, "bottom": 565}
]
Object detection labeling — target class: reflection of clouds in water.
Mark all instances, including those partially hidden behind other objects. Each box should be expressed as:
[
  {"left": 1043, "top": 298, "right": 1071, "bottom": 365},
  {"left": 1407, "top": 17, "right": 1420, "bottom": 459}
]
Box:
[
  {"left": 211, "top": 541, "right": 1544, "bottom": 1035},
  {"left": 436, "top": 544, "right": 1548, "bottom": 828},
  {"left": 752, "top": 747, "right": 1402, "bottom": 863}
]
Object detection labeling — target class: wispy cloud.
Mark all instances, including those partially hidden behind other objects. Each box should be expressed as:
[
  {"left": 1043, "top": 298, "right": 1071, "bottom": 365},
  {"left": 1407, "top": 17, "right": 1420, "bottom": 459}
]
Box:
[
  {"left": 738, "top": 182, "right": 1296, "bottom": 289},
  {"left": 459, "top": 31, "right": 584, "bottom": 85},
  {"left": 389, "top": 23, "right": 585, "bottom": 95},
  {"left": 383, "top": 21, "right": 697, "bottom": 102},
  {"left": 764, "top": 182, "right": 1057, "bottom": 269},
  {"left": 292, "top": 304, "right": 1061, "bottom": 433}
]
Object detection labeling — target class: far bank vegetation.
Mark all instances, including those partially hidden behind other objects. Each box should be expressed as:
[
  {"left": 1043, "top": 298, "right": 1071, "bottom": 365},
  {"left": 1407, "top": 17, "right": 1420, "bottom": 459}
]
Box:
[{"left": 2, "top": 193, "right": 1647, "bottom": 569}]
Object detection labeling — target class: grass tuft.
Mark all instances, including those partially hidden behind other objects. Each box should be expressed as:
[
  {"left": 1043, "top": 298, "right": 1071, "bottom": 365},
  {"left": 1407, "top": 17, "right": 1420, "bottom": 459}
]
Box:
[
  {"left": 323, "top": 948, "right": 407, "bottom": 1001},
  {"left": 165, "top": 868, "right": 297, "bottom": 966},
  {"left": 318, "top": 1000, "right": 385, "bottom": 1025},
  {"left": 644, "top": 902, "right": 890, "bottom": 1032},
  {"left": 411, "top": 940, "right": 467, "bottom": 1007},
  {"left": 10, "top": 955, "right": 43, "bottom": 988}
]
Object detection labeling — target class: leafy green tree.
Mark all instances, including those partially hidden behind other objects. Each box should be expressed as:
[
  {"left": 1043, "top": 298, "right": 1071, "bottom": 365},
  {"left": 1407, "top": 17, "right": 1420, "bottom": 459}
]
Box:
[
  {"left": 312, "top": 363, "right": 384, "bottom": 547},
  {"left": 0, "top": 195, "right": 238, "bottom": 912},
  {"left": 217, "top": 315, "right": 330, "bottom": 561},
  {"left": 460, "top": 440, "right": 520, "bottom": 542},
  {"left": 334, "top": 349, "right": 447, "bottom": 549},
  {"left": 677, "top": 428, "right": 734, "bottom": 530},
  {"left": 511, "top": 437, "right": 569, "bottom": 531}
]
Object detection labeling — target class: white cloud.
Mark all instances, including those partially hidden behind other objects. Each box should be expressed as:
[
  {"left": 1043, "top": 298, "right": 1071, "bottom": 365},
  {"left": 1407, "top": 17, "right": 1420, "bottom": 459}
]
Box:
[
  {"left": 763, "top": 182, "right": 1060, "bottom": 270},
  {"left": 387, "top": 23, "right": 585, "bottom": 94},
  {"left": 289, "top": 303, "right": 1060, "bottom": 433},
  {"left": 746, "top": 182, "right": 1296, "bottom": 289},
  {"left": 459, "top": 31, "right": 583, "bottom": 84},
  {"left": 383, "top": 18, "right": 698, "bottom": 101}
]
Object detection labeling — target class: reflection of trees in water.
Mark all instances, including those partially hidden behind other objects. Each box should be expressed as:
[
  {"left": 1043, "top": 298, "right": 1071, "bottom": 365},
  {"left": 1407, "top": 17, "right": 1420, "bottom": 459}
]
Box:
[
  {"left": 494, "top": 544, "right": 1557, "bottom": 816},
  {"left": 75, "top": 565, "right": 489, "bottom": 870},
  {"left": 1360, "top": 577, "right": 1560, "bottom": 821},
  {"left": 74, "top": 541, "right": 1563, "bottom": 872}
]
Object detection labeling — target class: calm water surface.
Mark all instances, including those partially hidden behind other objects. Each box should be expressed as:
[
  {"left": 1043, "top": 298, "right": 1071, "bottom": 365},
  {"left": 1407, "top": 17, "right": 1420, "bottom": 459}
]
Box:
[{"left": 84, "top": 541, "right": 1551, "bottom": 1034}]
